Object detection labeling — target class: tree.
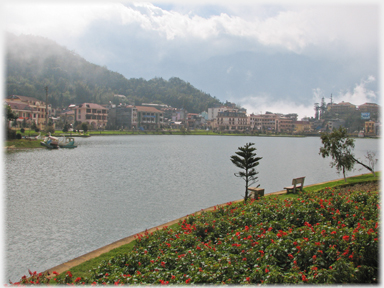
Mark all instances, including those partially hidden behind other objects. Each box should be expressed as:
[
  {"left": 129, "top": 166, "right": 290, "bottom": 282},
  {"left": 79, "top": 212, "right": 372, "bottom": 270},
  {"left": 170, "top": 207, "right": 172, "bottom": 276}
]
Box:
[
  {"left": 319, "top": 127, "right": 376, "bottom": 181},
  {"left": 230, "top": 142, "right": 262, "bottom": 202},
  {"left": 5, "top": 104, "right": 18, "bottom": 122}
]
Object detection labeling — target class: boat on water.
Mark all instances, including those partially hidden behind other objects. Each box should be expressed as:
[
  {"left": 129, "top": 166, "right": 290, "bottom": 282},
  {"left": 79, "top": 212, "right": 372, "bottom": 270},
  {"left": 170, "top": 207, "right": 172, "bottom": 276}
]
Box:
[
  {"left": 40, "top": 133, "right": 59, "bottom": 149},
  {"left": 58, "top": 135, "right": 77, "bottom": 148}
]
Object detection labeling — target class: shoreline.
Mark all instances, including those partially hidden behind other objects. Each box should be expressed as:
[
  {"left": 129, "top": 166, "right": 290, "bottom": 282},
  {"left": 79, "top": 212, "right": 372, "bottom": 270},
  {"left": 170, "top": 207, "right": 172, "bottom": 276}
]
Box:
[{"left": 41, "top": 176, "right": 359, "bottom": 276}]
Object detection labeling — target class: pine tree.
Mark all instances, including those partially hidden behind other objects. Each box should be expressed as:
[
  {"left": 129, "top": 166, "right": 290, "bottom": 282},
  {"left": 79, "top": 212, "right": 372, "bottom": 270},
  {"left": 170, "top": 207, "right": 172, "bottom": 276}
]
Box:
[{"left": 230, "top": 143, "right": 262, "bottom": 202}]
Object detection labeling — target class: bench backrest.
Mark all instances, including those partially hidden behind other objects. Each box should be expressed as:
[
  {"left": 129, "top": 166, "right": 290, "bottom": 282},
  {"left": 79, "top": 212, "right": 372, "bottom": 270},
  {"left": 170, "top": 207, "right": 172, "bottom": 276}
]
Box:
[{"left": 292, "top": 177, "right": 305, "bottom": 186}]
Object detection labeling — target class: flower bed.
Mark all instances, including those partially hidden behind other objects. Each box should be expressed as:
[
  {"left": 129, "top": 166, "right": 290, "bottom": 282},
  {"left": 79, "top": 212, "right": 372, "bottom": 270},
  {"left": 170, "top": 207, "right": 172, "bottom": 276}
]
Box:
[{"left": 14, "top": 187, "right": 379, "bottom": 285}]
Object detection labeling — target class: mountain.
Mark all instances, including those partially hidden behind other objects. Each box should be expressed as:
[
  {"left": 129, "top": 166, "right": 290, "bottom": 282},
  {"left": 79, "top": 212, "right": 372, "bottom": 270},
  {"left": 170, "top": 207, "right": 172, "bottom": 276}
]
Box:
[{"left": 5, "top": 33, "right": 222, "bottom": 113}]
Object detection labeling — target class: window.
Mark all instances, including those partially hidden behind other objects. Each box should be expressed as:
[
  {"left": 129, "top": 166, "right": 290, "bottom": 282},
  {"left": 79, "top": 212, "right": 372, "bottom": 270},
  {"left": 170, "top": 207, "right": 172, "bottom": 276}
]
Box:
[{"left": 86, "top": 109, "right": 91, "bottom": 113}]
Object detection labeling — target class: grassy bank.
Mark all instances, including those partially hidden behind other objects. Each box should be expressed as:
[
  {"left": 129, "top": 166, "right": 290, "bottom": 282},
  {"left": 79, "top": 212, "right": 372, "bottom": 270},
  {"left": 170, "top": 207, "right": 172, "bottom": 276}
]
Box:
[
  {"left": 13, "top": 173, "right": 379, "bottom": 285},
  {"left": 5, "top": 139, "right": 43, "bottom": 149}
]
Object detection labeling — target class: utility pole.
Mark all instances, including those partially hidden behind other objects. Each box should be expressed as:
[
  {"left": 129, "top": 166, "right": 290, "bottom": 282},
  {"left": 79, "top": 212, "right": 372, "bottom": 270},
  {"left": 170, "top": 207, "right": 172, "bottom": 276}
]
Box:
[{"left": 45, "top": 86, "right": 48, "bottom": 128}]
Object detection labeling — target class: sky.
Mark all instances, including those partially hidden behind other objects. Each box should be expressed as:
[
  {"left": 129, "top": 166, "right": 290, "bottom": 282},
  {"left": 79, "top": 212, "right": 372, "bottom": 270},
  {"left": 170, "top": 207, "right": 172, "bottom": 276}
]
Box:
[{"left": 1, "top": 0, "right": 381, "bottom": 119}]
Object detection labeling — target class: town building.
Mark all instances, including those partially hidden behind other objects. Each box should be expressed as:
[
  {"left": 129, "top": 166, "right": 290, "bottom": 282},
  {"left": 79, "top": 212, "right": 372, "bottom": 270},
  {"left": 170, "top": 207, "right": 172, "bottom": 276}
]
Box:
[
  {"left": 107, "top": 104, "right": 138, "bottom": 130},
  {"left": 5, "top": 95, "right": 53, "bottom": 127},
  {"left": 364, "top": 120, "right": 377, "bottom": 136},
  {"left": 208, "top": 106, "right": 232, "bottom": 120},
  {"left": 327, "top": 101, "right": 356, "bottom": 115},
  {"left": 294, "top": 120, "right": 311, "bottom": 133},
  {"left": 216, "top": 110, "right": 248, "bottom": 131},
  {"left": 136, "top": 106, "right": 164, "bottom": 130},
  {"left": 358, "top": 103, "right": 380, "bottom": 114},
  {"left": 71, "top": 103, "right": 109, "bottom": 129}
]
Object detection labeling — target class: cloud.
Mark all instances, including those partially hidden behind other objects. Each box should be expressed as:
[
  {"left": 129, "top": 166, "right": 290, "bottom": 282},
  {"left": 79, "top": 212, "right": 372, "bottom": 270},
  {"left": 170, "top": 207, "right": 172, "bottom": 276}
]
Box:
[
  {"left": 333, "top": 76, "right": 377, "bottom": 105},
  {"left": 235, "top": 75, "right": 378, "bottom": 119},
  {"left": 235, "top": 93, "right": 316, "bottom": 119},
  {"left": 4, "top": 2, "right": 378, "bottom": 59}
]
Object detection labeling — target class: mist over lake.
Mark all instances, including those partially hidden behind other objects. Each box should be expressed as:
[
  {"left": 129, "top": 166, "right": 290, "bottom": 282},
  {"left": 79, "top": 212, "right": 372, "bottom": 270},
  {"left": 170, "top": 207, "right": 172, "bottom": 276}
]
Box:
[{"left": 4, "top": 135, "right": 379, "bottom": 283}]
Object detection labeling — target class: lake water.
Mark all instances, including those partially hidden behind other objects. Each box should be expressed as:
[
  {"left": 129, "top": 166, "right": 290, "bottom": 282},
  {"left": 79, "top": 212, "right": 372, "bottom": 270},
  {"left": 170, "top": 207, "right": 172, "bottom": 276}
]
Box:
[{"left": 3, "top": 135, "right": 380, "bottom": 283}]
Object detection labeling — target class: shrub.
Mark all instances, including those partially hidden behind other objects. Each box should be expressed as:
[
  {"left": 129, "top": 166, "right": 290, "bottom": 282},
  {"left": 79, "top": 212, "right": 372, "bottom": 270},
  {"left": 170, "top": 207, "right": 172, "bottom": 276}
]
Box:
[{"left": 14, "top": 188, "right": 379, "bottom": 285}]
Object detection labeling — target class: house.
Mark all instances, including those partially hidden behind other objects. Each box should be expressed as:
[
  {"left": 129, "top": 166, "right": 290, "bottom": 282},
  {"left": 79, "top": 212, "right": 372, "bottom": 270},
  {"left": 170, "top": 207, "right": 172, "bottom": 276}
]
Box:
[{"left": 70, "top": 103, "right": 109, "bottom": 129}]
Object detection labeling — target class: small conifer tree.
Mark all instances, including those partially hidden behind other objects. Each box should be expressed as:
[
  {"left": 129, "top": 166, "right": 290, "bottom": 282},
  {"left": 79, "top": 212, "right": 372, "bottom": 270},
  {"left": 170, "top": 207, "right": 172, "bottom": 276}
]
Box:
[{"left": 230, "top": 142, "right": 262, "bottom": 202}]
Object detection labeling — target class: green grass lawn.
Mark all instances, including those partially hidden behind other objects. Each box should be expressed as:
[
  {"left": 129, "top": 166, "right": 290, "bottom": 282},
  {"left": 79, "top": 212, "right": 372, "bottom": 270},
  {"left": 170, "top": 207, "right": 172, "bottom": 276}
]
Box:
[{"left": 5, "top": 139, "right": 43, "bottom": 149}]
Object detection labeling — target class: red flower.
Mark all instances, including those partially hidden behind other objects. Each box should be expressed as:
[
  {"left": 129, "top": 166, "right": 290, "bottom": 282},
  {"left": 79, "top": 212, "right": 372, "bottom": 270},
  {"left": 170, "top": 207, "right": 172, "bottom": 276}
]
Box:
[
  {"left": 185, "top": 278, "right": 191, "bottom": 284},
  {"left": 343, "top": 235, "right": 350, "bottom": 241},
  {"left": 312, "top": 255, "right": 317, "bottom": 260},
  {"left": 246, "top": 277, "right": 250, "bottom": 282},
  {"left": 288, "top": 254, "right": 294, "bottom": 259},
  {"left": 75, "top": 277, "right": 82, "bottom": 283},
  {"left": 265, "top": 268, "right": 269, "bottom": 273}
]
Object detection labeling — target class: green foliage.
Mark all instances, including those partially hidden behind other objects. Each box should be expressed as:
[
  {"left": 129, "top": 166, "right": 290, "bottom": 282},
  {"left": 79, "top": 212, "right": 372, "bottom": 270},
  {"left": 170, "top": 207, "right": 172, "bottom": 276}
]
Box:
[
  {"left": 6, "top": 33, "right": 221, "bottom": 113},
  {"left": 319, "top": 127, "right": 356, "bottom": 181},
  {"left": 319, "top": 127, "right": 376, "bottom": 180},
  {"left": 45, "top": 126, "right": 55, "bottom": 134},
  {"left": 20, "top": 187, "right": 378, "bottom": 285},
  {"left": 5, "top": 104, "right": 18, "bottom": 121},
  {"left": 230, "top": 143, "right": 262, "bottom": 202}
]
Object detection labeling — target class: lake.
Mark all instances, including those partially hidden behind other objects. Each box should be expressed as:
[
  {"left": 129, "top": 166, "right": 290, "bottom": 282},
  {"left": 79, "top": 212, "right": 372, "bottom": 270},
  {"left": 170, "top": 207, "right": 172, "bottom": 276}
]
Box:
[{"left": 3, "top": 135, "right": 379, "bottom": 283}]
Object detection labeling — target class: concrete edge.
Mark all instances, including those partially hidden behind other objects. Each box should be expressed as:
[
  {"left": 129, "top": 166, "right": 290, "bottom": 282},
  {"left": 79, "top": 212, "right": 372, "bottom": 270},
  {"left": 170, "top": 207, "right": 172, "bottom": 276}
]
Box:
[{"left": 42, "top": 173, "right": 377, "bottom": 276}]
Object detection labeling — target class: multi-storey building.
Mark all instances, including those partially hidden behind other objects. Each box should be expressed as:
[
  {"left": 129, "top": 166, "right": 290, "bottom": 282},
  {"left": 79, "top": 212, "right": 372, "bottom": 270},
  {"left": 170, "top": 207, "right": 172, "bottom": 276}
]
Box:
[
  {"left": 216, "top": 110, "right": 248, "bottom": 131},
  {"left": 136, "top": 106, "right": 164, "bottom": 130},
  {"left": 71, "top": 103, "right": 109, "bottom": 129},
  {"left": 249, "top": 113, "right": 293, "bottom": 133},
  {"left": 358, "top": 103, "right": 380, "bottom": 114},
  {"left": 208, "top": 106, "right": 232, "bottom": 120},
  {"left": 327, "top": 101, "right": 356, "bottom": 115},
  {"left": 5, "top": 95, "right": 52, "bottom": 127},
  {"left": 294, "top": 120, "right": 311, "bottom": 133},
  {"left": 365, "top": 121, "right": 376, "bottom": 136},
  {"left": 107, "top": 104, "right": 137, "bottom": 130}
]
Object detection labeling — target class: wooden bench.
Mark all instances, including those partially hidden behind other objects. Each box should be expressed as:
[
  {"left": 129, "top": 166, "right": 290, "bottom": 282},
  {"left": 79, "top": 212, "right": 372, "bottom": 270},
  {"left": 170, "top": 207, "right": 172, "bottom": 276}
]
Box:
[{"left": 284, "top": 177, "right": 305, "bottom": 194}]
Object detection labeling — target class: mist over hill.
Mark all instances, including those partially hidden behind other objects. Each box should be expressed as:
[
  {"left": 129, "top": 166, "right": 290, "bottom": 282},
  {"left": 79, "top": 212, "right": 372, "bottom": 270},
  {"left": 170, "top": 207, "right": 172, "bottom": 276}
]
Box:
[{"left": 5, "top": 33, "right": 222, "bottom": 113}]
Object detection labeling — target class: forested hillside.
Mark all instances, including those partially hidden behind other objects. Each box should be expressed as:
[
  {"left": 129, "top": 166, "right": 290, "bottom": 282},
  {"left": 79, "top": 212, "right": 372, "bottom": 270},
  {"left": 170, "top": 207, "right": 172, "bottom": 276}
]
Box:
[{"left": 5, "top": 33, "right": 222, "bottom": 113}]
